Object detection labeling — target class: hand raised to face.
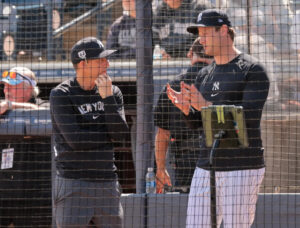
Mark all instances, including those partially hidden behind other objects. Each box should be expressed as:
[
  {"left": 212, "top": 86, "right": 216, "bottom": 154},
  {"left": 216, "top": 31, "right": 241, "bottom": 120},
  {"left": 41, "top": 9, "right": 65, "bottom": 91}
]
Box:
[{"left": 95, "top": 74, "right": 113, "bottom": 99}]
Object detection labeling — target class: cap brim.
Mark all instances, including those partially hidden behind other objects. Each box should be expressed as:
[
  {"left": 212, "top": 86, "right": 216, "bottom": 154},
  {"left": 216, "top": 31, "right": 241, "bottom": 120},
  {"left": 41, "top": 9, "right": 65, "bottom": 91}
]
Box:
[
  {"left": 0, "top": 78, "right": 23, "bottom": 85},
  {"left": 99, "top": 49, "right": 117, "bottom": 58},
  {"left": 87, "top": 49, "right": 117, "bottom": 60},
  {"left": 187, "top": 24, "right": 209, "bottom": 34}
]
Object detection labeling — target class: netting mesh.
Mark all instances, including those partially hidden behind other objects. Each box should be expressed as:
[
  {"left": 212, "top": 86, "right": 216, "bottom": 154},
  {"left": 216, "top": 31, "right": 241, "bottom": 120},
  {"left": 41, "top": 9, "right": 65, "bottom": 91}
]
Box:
[{"left": 0, "top": 0, "right": 299, "bottom": 227}]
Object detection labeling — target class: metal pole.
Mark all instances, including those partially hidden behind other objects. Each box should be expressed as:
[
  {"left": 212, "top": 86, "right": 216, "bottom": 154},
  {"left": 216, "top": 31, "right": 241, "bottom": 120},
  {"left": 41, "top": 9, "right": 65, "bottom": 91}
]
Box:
[
  {"left": 210, "top": 168, "right": 217, "bottom": 228},
  {"left": 210, "top": 131, "right": 225, "bottom": 228},
  {"left": 135, "top": 0, "right": 154, "bottom": 196},
  {"left": 135, "top": 1, "right": 153, "bottom": 227}
]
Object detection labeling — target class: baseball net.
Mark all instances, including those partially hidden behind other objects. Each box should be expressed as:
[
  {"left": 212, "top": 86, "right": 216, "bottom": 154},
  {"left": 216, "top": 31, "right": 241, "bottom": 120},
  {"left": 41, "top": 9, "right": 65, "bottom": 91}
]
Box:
[{"left": 0, "top": 0, "right": 299, "bottom": 227}]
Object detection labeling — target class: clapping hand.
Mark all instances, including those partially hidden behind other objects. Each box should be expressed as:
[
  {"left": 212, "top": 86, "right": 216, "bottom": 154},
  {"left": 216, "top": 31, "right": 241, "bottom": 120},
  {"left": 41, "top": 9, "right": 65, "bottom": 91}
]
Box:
[
  {"left": 166, "top": 81, "right": 191, "bottom": 115},
  {"left": 189, "top": 84, "right": 210, "bottom": 111}
]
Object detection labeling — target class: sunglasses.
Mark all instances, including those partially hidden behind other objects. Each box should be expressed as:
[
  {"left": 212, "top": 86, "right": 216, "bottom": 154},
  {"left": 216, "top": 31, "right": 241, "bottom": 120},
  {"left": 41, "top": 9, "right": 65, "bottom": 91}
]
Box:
[
  {"left": 2, "top": 71, "right": 36, "bottom": 86},
  {"left": 2, "top": 71, "right": 19, "bottom": 79}
]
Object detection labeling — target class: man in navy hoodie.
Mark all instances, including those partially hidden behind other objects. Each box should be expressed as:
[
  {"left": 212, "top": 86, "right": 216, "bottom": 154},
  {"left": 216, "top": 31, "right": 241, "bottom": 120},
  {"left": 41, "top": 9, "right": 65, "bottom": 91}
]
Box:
[{"left": 50, "top": 37, "right": 128, "bottom": 228}]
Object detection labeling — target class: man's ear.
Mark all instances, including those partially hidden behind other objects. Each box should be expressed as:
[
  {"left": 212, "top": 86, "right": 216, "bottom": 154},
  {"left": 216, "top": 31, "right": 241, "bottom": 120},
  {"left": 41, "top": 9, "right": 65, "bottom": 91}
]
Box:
[{"left": 220, "top": 25, "right": 229, "bottom": 36}]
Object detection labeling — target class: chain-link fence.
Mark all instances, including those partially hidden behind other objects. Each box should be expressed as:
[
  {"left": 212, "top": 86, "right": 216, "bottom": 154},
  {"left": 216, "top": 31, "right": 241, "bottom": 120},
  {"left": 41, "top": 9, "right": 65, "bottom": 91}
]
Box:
[{"left": 0, "top": 0, "right": 299, "bottom": 227}]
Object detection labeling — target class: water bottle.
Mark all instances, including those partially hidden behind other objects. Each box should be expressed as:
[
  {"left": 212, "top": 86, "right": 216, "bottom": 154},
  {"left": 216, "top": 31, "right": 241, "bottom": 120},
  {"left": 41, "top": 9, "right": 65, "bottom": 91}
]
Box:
[
  {"left": 153, "top": 44, "right": 162, "bottom": 60},
  {"left": 145, "top": 167, "right": 156, "bottom": 193}
]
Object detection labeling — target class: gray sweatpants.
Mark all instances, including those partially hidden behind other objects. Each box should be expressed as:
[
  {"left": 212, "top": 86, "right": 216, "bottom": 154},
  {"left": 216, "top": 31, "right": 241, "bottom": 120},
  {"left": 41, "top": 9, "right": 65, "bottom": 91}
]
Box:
[{"left": 53, "top": 175, "right": 123, "bottom": 228}]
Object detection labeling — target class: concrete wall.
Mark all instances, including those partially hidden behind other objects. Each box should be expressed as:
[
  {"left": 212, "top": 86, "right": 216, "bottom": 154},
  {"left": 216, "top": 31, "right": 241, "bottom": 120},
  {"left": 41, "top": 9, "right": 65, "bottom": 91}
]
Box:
[{"left": 121, "top": 193, "right": 300, "bottom": 228}]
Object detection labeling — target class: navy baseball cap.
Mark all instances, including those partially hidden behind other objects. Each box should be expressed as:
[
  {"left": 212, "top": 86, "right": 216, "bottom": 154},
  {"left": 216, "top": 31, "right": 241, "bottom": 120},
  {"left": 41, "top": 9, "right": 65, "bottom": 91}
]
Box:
[
  {"left": 71, "top": 37, "right": 116, "bottom": 64},
  {"left": 187, "top": 9, "right": 232, "bottom": 35}
]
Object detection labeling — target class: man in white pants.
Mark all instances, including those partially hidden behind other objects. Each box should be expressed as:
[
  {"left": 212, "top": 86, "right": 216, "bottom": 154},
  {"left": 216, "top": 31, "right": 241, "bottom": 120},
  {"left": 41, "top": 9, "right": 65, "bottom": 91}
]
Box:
[{"left": 166, "top": 9, "right": 269, "bottom": 228}]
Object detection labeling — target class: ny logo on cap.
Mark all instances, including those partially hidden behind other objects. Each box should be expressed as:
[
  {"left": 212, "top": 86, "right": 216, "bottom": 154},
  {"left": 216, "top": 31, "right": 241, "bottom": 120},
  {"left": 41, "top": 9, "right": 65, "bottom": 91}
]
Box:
[
  {"left": 78, "top": 50, "right": 86, "bottom": 59},
  {"left": 197, "top": 13, "right": 202, "bottom": 22}
]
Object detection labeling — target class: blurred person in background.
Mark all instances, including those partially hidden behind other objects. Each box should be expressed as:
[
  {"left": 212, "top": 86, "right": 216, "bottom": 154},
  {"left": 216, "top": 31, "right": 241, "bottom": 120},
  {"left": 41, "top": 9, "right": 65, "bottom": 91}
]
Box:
[
  {"left": 290, "top": 5, "right": 300, "bottom": 60},
  {"left": 227, "top": 7, "right": 279, "bottom": 104},
  {"left": 0, "top": 66, "right": 48, "bottom": 115},
  {"left": 0, "top": 66, "right": 50, "bottom": 227},
  {"left": 282, "top": 1, "right": 300, "bottom": 110},
  {"left": 279, "top": 77, "right": 300, "bottom": 111},
  {"left": 251, "top": 0, "right": 293, "bottom": 57},
  {"left": 155, "top": 37, "right": 213, "bottom": 193},
  {"left": 106, "top": 0, "right": 137, "bottom": 59},
  {"left": 152, "top": 0, "right": 212, "bottom": 58}
]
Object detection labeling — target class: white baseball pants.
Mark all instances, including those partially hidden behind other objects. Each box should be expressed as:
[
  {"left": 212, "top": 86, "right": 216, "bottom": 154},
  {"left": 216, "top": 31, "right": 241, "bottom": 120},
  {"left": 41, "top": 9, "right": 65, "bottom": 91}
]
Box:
[{"left": 186, "top": 167, "right": 265, "bottom": 228}]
